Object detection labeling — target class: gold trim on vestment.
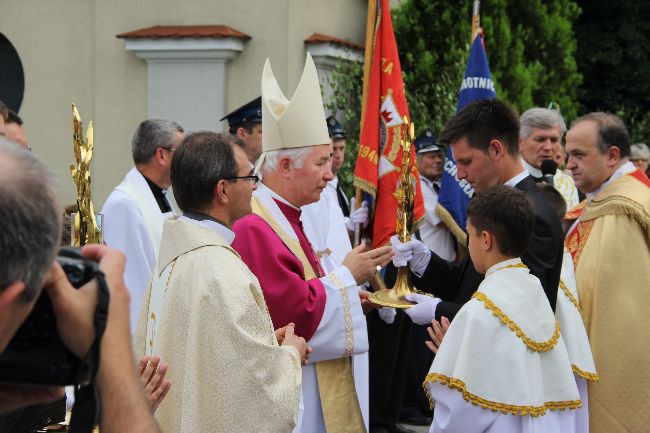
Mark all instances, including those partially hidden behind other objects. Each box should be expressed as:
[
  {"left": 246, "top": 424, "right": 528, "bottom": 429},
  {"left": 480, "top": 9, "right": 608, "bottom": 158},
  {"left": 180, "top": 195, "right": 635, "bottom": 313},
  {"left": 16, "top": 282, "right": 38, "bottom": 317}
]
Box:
[
  {"left": 434, "top": 202, "right": 468, "bottom": 253},
  {"left": 472, "top": 292, "right": 561, "bottom": 352},
  {"left": 572, "top": 364, "right": 599, "bottom": 382},
  {"left": 250, "top": 195, "right": 366, "bottom": 433},
  {"left": 559, "top": 279, "right": 581, "bottom": 314},
  {"left": 327, "top": 272, "right": 355, "bottom": 357},
  {"left": 422, "top": 373, "right": 582, "bottom": 415}
]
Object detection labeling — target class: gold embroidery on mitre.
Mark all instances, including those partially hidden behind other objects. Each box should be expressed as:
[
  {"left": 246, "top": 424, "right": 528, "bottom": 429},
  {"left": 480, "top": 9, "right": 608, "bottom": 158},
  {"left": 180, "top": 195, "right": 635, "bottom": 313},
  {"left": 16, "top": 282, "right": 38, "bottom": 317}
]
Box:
[
  {"left": 472, "top": 291, "right": 561, "bottom": 352},
  {"left": 422, "top": 373, "right": 582, "bottom": 415}
]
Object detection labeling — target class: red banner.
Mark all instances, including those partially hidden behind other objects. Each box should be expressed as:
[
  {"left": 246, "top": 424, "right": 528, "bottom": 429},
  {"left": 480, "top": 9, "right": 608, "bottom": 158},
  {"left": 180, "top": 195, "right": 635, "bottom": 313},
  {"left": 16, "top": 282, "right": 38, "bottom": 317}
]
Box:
[{"left": 355, "top": 0, "right": 424, "bottom": 247}]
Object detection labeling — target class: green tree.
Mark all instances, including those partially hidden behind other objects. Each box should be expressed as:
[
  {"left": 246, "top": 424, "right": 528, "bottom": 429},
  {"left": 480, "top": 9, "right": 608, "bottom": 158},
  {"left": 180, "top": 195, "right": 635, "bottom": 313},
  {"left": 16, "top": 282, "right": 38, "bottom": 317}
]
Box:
[
  {"left": 574, "top": 0, "right": 650, "bottom": 141},
  {"left": 393, "top": 0, "right": 582, "bottom": 129},
  {"left": 325, "top": 59, "right": 364, "bottom": 198}
]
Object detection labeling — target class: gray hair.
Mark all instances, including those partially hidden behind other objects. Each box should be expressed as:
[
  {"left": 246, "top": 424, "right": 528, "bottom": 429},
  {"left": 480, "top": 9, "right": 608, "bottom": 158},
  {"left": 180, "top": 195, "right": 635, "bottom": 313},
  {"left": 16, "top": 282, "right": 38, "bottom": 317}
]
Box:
[
  {"left": 131, "top": 119, "right": 184, "bottom": 164},
  {"left": 0, "top": 137, "right": 61, "bottom": 302},
  {"left": 519, "top": 108, "right": 567, "bottom": 140},
  {"left": 260, "top": 147, "right": 313, "bottom": 178},
  {"left": 631, "top": 143, "right": 650, "bottom": 161}
]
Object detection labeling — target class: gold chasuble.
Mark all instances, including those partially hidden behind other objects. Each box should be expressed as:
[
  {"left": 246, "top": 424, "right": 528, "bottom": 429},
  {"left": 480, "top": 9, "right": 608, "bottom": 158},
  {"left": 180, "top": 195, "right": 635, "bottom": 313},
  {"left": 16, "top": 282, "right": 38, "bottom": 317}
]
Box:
[
  {"left": 252, "top": 196, "right": 365, "bottom": 433},
  {"left": 565, "top": 171, "right": 650, "bottom": 433}
]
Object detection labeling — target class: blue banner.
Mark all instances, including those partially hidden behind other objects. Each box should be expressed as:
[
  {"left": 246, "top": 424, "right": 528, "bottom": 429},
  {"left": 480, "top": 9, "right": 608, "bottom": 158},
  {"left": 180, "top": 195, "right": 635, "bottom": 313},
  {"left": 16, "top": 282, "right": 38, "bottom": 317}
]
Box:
[{"left": 437, "top": 35, "right": 496, "bottom": 229}]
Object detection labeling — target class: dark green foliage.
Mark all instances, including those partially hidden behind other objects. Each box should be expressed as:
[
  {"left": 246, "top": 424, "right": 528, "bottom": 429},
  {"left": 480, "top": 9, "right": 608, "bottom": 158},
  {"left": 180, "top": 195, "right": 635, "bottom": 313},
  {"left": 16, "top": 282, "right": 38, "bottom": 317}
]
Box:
[
  {"left": 574, "top": 0, "right": 650, "bottom": 141},
  {"left": 325, "top": 60, "right": 364, "bottom": 198},
  {"left": 394, "top": 0, "right": 582, "bottom": 130}
]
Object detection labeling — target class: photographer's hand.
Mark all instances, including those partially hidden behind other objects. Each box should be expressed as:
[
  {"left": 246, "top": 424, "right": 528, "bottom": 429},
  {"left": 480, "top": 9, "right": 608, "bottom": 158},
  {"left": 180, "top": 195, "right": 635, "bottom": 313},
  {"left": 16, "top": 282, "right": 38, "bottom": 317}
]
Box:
[
  {"left": 43, "top": 262, "right": 97, "bottom": 357},
  {"left": 80, "top": 244, "right": 160, "bottom": 433}
]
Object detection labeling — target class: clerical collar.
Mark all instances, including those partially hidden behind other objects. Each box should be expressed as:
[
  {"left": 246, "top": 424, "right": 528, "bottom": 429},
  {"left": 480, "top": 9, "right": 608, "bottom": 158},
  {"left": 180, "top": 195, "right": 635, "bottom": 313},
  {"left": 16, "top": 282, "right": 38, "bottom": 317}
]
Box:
[
  {"left": 503, "top": 170, "right": 529, "bottom": 188},
  {"left": 143, "top": 175, "right": 172, "bottom": 213},
  {"left": 521, "top": 158, "right": 543, "bottom": 178},
  {"left": 259, "top": 182, "right": 300, "bottom": 210},
  {"left": 179, "top": 212, "right": 235, "bottom": 244},
  {"left": 586, "top": 161, "right": 636, "bottom": 201},
  {"left": 485, "top": 257, "right": 525, "bottom": 277}
]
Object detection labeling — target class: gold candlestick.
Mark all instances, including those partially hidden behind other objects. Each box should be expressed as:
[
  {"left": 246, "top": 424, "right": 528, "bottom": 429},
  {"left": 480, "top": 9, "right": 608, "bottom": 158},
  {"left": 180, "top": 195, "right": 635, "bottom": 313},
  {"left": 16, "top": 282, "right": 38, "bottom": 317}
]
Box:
[
  {"left": 369, "top": 117, "right": 418, "bottom": 308},
  {"left": 70, "top": 104, "right": 102, "bottom": 246}
]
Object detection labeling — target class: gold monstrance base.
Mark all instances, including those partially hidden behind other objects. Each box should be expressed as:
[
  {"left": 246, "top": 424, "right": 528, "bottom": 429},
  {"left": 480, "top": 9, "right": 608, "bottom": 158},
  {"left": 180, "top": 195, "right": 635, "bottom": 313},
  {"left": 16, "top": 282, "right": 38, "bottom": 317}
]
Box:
[{"left": 368, "top": 266, "right": 415, "bottom": 309}]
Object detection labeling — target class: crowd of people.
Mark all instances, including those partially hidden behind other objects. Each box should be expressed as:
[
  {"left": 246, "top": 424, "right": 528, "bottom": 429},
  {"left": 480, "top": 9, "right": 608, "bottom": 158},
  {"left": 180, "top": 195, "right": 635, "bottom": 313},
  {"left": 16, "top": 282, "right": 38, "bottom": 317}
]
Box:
[{"left": 0, "top": 49, "right": 648, "bottom": 433}]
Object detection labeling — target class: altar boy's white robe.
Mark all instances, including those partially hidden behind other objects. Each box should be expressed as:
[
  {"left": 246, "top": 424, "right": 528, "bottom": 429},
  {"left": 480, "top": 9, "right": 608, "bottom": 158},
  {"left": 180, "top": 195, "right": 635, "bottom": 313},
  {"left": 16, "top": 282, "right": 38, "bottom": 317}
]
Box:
[
  {"left": 556, "top": 250, "right": 598, "bottom": 433},
  {"left": 424, "top": 259, "right": 581, "bottom": 433},
  {"left": 302, "top": 180, "right": 370, "bottom": 431},
  {"left": 102, "top": 167, "right": 175, "bottom": 328}
]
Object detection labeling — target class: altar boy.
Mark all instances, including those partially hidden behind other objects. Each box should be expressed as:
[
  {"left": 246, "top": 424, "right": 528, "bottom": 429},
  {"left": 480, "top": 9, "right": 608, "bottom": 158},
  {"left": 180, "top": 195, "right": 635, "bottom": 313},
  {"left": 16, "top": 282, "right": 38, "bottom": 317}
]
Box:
[{"left": 423, "top": 185, "right": 582, "bottom": 433}]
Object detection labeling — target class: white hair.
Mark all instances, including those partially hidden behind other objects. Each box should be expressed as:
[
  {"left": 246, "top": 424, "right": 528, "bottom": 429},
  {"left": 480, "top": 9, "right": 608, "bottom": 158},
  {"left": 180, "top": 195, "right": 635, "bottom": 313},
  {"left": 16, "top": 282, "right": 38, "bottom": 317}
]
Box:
[
  {"left": 260, "top": 146, "right": 314, "bottom": 178},
  {"left": 631, "top": 143, "right": 650, "bottom": 160},
  {"left": 519, "top": 108, "right": 566, "bottom": 140}
]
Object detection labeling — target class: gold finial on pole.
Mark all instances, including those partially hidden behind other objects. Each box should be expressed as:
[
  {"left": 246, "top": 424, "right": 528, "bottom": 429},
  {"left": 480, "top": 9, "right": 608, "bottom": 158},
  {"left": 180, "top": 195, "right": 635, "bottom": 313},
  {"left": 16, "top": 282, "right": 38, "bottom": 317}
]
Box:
[
  {"left": 70, "top": 104, "right": 102, "bottom": 246},
  {"left": 368, "top": 117, "right": 418, "bottom": 308},
  {"left": 471, "top": 0, "right": 481, "bottom": 42}
]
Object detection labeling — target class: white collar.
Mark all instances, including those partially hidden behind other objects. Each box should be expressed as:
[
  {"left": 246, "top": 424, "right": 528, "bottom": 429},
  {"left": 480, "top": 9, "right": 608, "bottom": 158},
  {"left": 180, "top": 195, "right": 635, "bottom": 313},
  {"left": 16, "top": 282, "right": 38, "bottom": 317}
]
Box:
[
  {"left": 258, "top": 182, "right": 300, "bottom": 210},
  {"left": 521, "top": 158, "right": 542, "bottom": 178},
  {"left": 503, "top": 170, "right": 529, "bottom": 188},
  {"left": 178, "top": 215, "right": 235, "bottom": 245},
  {"left": 485, "top": 257, "right": 523, "bottom": 277},
  {"left": 586, "top": 161, "right": 636, "bottom": 201}
]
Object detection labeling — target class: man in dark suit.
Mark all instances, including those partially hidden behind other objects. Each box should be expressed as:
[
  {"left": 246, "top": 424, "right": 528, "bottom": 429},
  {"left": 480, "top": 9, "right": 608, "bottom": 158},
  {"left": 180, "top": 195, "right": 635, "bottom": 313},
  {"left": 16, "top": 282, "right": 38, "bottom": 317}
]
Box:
[{"left": 393, "top": 99, "right": 564, "bottom": 325}]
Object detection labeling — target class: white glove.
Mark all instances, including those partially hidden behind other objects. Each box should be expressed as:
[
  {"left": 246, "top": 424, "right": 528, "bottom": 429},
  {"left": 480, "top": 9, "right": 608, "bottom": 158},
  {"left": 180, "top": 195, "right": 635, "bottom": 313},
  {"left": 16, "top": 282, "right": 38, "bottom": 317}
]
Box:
[
  {"left": 390, "top": 235, "right": 431, "bottom": 275},
  {"left": 404, "top": 293, "right": 441, "bottom": 325},
  {"left": 378, "top": 307, "right": 397, "bottom": 324},
  {"left": 345, "top": 198, "right": 369, "bottom": 232}
]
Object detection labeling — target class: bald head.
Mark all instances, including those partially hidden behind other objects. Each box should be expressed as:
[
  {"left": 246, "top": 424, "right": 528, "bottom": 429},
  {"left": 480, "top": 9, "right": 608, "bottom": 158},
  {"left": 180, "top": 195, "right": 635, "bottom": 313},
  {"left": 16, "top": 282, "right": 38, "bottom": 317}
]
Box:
[{"left": 0, "top": 138, "right": 60, "bottom": 301}]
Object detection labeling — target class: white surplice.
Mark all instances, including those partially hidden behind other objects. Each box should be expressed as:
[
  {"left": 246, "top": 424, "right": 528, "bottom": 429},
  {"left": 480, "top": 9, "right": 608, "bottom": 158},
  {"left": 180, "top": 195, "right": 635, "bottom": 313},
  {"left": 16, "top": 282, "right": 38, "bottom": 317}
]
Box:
[
  {"left": 302, "top": 180, "right": 370, "bottom": 431},
  {"left": 424, "top": 258, "right": 581, "bottom": 433},
  {"left": 101, "top": 167, "right": 175, "bottom": 328},
  {"left": 556, "top": 250, "right": 597, "bottom": 433},
  {"left": 250, "top": 184, "right": 369, "bottom": 433}
]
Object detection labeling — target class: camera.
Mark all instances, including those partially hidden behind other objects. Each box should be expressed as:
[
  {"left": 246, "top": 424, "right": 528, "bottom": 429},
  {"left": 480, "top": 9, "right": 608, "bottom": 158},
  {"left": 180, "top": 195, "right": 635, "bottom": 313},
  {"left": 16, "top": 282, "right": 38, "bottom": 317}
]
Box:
[{"left": 0, "top": 247, "right": 103, "bottom": 386}]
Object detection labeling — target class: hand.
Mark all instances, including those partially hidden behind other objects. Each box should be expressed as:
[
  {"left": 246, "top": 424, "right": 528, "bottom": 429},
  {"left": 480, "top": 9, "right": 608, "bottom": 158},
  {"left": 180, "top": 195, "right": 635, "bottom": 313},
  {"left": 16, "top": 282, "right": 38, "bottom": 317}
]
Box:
[
  {"left": 342, "top": 243, "right": 394, "bottom": 285},
  {"left": 139, "top": 356, "right": 172, "bottom": 413},
  {"left": 378, "top": 307, "right": 397, "bottom": 324},
  {"left": 274, "top": 322, "right": 296, "bottom": 345},
  {"left": 404, "top": 293, "right": 441, "bottom": 325},
  {"left": 359, "top": 289, "right": 379, "bottom": 314},
  {"left": 425, "top": 316, "right": 450, "bottom": 354},
  {"left": 43, "top": 262, "right": 98, "bottom": 357},
  {"left": 0, "top": 385, "right": 64, "bottom": 415},
  {"left": 345, "top": 198, "right": 369, "bottom": 231},
  {"left": 281, "top": 325, "right": 311, "bottom": 365},
  {"left": 390, "top": 235, "right": 431, "bottom": 275}
]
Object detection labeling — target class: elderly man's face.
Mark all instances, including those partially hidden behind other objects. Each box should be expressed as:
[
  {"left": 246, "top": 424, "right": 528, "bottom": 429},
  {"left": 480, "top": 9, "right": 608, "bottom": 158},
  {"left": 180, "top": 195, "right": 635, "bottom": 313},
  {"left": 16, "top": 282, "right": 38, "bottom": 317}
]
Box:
[
  {"left": 292, "top": 144, "right": 333, "bottom": 206},
  {"left": 566, "top": 120, "right": 616, "bottom": 194},
  {"left": 417, "top": 150, "right": 444, "bottom": 181},
  {"left": 519, "top": 125, "right": 562, "bottom": 169}
]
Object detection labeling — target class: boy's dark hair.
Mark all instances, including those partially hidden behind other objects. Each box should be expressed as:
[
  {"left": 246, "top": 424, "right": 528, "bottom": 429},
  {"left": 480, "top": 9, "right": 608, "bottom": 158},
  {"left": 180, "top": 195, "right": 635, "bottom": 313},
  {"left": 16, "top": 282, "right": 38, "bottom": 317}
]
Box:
[
  {"left": 467, "top": 185, "right": 535, "bottom": 257},
  {"left": 439, "top": 99, "right": 520, "bottom": 156},
  {"left": 537, "top": 184, "right": 567, "bottom": 221}
]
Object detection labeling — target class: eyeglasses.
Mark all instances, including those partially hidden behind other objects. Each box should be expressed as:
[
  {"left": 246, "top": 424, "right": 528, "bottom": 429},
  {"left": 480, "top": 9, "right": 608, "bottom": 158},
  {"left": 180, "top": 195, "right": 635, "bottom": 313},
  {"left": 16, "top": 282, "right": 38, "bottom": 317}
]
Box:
[{"left": 227, "top": 175, "right": 260, "bottom": 185}]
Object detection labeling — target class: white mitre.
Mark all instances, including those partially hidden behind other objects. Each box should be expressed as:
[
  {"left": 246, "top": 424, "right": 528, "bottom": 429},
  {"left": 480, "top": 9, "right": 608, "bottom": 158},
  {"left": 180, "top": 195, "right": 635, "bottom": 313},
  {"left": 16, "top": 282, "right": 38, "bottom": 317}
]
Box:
[{"left": 256, "top": 52, "right": 331, "bottom": 171}]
